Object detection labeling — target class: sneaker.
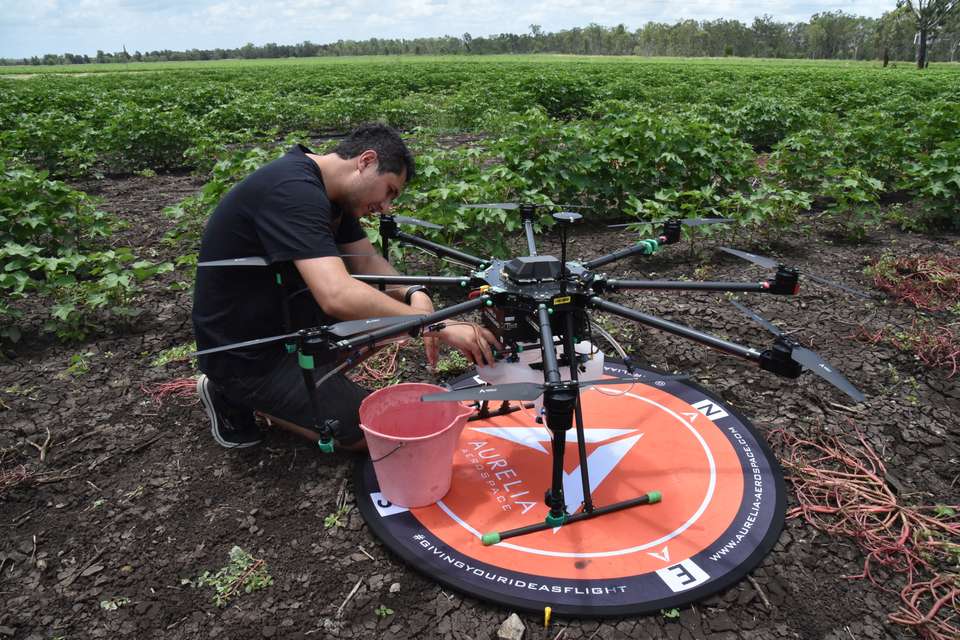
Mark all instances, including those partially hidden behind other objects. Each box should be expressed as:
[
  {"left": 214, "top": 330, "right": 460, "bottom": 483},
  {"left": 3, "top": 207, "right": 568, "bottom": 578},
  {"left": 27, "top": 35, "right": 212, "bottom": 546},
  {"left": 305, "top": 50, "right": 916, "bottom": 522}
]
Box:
[{"left": 197, "top": 374, "right": 262, "bottom": 449}]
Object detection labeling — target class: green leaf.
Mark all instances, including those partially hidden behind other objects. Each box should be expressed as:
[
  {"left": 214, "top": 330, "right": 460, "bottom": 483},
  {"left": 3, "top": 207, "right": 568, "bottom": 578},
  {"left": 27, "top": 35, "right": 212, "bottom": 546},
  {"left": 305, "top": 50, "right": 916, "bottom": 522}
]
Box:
[{"left": 52, "top": 303, "right": 76, "bottom": 321}]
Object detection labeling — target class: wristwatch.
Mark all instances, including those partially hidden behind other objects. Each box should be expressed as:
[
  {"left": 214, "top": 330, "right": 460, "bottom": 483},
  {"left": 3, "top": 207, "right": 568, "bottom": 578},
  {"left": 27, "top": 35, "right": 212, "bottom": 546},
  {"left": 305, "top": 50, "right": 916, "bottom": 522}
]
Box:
[{"left": 404, "top": 285, "right": 430, "bottom": 304}]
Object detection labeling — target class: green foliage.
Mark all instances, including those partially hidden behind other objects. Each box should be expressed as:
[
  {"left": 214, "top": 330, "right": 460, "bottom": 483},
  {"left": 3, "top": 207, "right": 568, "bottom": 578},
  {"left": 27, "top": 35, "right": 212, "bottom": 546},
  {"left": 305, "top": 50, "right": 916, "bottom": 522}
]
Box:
[
  {"left": 163, "top": 145, "right": 281, "bottom": 249},
  {"left": 433, "top": 350, "right": 471, "bottom": 376},
  {"left": 96, "top": 104, "right": 199, "bottom": 173},
  {"left": 150, "top": 342, "right": 197, "bottom": 367},
  {"left": 99, "top": 596, "right": 131, "bottom": 611},
  {"left": 819, "top": 167, "right": 884, "bottom": 241},
  {"left": 934, "top": 505, "right": 957, "bottom": 518},
  {"left": 904, "top": 141, "right": 960, "bottom": 231},
  {"left": 375, "top": 604, "right": 395, "bottom": 618},
  {"left": 0, "top": 157, "right": 172, "bottom": 342},
  {"left": 324, "top": 504, "right": 351, "bottom": 530},
  {"left": 2, "top": 57, "right": 959, "bottom": 281},
  {"left": 721, "top": 183, "right": 813, "bottom": 235},
  {"left": 730, "top": 96, "right": 819, "bottom": 149},
  {"left": 191, "top": 546, "right": 273, "bottom": 608},
  {"left": 62, "top": 352, "right": 93, "bottom": 377},
  {"left": 1, "top": 109, "right": 98, "bottom": 178},
  {"left": 489, "top": 106, "right": 755, "bottom": 213}
]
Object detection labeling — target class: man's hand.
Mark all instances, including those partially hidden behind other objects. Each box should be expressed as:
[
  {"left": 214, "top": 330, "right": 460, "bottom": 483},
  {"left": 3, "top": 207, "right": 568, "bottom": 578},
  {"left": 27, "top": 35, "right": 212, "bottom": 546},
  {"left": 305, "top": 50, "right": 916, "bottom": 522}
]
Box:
[
  {"left": 437, "top": 323, "right": 502, "bottom": 368},
  {"left": 408, "top": 291, "right": 439, "bottom": 367}
]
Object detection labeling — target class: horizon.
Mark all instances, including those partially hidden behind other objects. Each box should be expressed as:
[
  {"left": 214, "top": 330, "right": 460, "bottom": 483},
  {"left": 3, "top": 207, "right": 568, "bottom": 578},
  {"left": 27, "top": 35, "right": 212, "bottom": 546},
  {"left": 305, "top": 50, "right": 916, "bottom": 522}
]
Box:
[{"left": 0, "top": 1, "right": 889, "bottom": 60}]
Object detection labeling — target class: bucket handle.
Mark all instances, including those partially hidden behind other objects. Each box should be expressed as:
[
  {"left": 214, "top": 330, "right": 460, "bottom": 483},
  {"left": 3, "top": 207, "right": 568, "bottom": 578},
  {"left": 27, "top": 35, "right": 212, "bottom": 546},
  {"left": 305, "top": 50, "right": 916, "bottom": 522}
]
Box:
[{"left": 370, "top": 442, "right": 404, "bottom": 463}]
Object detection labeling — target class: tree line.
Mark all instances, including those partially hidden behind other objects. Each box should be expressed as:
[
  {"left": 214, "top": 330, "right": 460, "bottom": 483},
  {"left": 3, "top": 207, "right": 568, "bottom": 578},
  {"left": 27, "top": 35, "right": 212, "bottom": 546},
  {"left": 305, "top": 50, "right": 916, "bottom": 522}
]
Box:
[{"left": 4, "top": 7, "right": 959, "bottom": 69}]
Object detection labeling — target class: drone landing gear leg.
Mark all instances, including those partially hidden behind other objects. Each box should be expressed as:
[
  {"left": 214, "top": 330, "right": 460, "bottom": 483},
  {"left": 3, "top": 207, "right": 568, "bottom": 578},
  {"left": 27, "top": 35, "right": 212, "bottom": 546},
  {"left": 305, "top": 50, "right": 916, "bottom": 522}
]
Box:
[
  {"left": 297, "top": 352, "right": 336, "bottom": 453},
  {"left": 481, "top": 308, "right": 661, "bottom": 546},
  {"left": 480, "top": 377, "right": 662, "bottom": 545}
]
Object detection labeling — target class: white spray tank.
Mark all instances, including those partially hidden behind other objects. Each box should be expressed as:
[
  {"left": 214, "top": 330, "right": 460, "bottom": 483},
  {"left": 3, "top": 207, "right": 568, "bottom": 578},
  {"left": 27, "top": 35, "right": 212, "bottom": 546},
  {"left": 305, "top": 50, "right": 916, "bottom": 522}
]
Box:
[{"left": 476, "top": 341, "right": 604, "bottom": 418}]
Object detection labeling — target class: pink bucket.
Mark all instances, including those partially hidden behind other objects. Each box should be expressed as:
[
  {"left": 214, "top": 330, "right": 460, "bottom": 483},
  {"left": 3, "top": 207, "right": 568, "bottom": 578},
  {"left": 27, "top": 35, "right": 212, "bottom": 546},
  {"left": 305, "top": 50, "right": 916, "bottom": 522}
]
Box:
[{"left": 359, "top": 383, "right": 472, "bottom": 508}]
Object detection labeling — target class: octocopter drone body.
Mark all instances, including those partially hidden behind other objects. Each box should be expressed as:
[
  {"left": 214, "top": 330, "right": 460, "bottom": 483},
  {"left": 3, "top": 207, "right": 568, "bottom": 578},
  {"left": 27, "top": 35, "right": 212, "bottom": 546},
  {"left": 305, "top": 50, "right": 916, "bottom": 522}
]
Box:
[{"left": 195, "top": 202, "right": 866, "bottom": 543}]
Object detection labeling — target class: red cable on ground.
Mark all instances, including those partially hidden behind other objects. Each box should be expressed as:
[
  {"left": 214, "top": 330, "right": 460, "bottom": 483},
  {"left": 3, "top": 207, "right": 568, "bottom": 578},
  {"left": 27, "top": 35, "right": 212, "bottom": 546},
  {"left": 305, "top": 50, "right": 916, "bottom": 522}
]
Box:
[
  {"left": 853, "top": 322, "right": 960, "bottom": 378},
  {"left": 870, "top": 255, "right": 960, "bottom": 313},
  {"left": 142, "top": 378, "right": 199, "bottom": 405},
  {"left": 350, "top": 343, "right": 400, "bottom": 388},
  {"left": 772, "top": 426, "right": 959, "bottom": 640}
]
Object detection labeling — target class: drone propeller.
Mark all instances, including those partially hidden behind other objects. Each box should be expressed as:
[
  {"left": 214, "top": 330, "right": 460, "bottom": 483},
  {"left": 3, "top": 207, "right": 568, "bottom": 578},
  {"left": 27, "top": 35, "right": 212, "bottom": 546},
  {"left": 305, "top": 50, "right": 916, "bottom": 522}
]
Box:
[
  {"left": 718, "top": 247, "right": 871, "bottom": 299},
  {"left": 197, "top": 256, "right": 270, "bottom": 267},
  {"left": 193, "top": 331, "right": 300, "bottom": 357},
  {"left": 192, "top": 315, "right": 420, "bottom": 357},
  {"left": 390, "top": 214, "right": 443, "bottom": 230},
  {"left": 717, "top": 246, "right": 778, "bottom": 269},
  {"left": 421, "top": 372, "right": 686, "bottom": 403},
  {"left": 608, "top": 217, "right": 734, "bottom": 229},
  {"left": 462, "top": 202, "right": 590, "bottom": 211},
  {"left": 729, "top": 299, "right": 865, "bottom": 402},
  {"left": 198, "top": 253, "right": 379, "bottom": 268},
  {"left": 325, "top": 316, "right": 421, "bottom": 337}
]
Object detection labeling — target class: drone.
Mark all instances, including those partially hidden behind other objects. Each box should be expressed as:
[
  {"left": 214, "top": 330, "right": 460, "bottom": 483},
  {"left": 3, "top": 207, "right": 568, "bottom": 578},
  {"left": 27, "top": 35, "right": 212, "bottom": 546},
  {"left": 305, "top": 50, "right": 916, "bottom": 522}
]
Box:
[{"left": 194, "top": 202, "right": 867, "bottom": 544}]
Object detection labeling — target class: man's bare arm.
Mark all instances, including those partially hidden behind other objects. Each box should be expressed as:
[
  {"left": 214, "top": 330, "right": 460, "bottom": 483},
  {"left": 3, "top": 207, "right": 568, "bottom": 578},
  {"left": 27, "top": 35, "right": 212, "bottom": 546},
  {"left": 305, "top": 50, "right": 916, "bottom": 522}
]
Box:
[
  {"left": 294, "top": 255, "right": 420, "bottom": 321},
  {"left": 338, "top": 236, "right": 407, "bottom": 301}
]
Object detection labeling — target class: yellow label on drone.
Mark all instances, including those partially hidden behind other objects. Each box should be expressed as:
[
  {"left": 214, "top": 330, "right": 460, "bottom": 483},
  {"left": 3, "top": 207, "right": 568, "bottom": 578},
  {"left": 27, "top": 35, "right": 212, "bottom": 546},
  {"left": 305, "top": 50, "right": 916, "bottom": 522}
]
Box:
[{"left": 553, "top": 296, "right": 572, "bottom": 305}]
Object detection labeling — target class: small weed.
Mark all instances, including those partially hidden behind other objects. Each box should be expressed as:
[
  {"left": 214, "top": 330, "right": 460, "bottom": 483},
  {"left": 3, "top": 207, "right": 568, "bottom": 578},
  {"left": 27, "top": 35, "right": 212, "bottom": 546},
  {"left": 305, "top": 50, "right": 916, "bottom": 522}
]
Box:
[
  {"left": 933, "top": 505, "right": 957, "bottom": 519},
  {"left": 150, "top": 342, "right": 196, "bottom": 367},
  {"left": 434, "top": 350, "right": 471, "bottom": 376},
  {"left": 692, "top": 265, "right": 714, "bottom": 280},
  {"left": 375, "top": 604, "right": 394, "bottom": 618},
  {"left": 661, "top": 607, "right": 680, "bottom": 619},
  {"left": 99, "top": 596, "right": 131, "bottom": 610},
  {"left": 324, "top": 504, "right": 351, "bottom": 530},
  {"left": 191, "top": 545, "right": 273, "bottom": 607},
  {"left": 61, "top": 352, "right": 94, "bottom": 378},
  {"left": 2, "top": 384, "right": 39, "bottom": 399}
]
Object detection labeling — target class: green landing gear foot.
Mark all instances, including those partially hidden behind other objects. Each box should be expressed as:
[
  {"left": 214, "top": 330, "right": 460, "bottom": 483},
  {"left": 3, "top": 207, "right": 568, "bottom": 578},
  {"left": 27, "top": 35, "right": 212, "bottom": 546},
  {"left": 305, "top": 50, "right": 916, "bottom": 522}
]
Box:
[
  {"left": 647, "top": 490, "right": 662, "bottom": 504},
  {"left": 317, "top": 439, "right": 335, "bottom": 453},
  {"left": 481, "top": 532, "right": 501, "bottom": 546},
  {"left": 544, "top": 513, "right": 567, "bottom": 527}
]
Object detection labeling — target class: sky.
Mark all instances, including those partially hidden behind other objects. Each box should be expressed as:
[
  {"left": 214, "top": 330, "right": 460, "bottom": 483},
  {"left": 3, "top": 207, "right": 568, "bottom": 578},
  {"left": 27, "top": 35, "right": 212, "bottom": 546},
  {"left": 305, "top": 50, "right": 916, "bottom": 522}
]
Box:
[{"left": 0, "top": 0, "right": 891, "bottom": 59}]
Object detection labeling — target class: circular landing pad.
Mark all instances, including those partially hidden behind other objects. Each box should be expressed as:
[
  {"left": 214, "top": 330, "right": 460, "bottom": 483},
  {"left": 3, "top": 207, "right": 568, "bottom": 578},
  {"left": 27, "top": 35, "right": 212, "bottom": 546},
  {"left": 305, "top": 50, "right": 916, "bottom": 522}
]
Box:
[{"left": 354, "top": 364, "right": 785, "bottom": 617}]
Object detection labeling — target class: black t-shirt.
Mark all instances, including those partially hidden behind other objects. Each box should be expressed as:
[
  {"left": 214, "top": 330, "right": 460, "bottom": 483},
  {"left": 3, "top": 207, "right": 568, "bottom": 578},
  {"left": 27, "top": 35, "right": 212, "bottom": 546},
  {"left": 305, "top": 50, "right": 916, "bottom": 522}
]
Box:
[{"left": 192, "top": 145, "right": 366, "bottom": 380}]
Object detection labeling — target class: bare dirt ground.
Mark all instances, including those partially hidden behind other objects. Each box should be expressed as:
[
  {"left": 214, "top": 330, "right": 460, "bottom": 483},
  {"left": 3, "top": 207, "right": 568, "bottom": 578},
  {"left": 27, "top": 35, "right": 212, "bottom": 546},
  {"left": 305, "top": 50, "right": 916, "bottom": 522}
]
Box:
[{"left": 1, "top": 172, "right": 958, "bottom": 640}]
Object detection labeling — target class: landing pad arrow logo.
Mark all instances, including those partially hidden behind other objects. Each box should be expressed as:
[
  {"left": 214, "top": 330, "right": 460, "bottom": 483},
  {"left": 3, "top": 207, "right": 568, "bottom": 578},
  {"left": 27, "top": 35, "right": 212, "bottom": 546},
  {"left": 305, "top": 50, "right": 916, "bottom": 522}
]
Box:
[{"left": 468, "top": 427, "right": 643, "bottom": 519}]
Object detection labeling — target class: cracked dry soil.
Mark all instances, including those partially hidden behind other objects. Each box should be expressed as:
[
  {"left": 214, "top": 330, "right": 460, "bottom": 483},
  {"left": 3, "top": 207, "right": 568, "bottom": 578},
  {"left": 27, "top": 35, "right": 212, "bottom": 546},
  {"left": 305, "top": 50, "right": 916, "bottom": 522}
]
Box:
[{"left": 1, "top": 172, "right": 958, "bottom": 640}]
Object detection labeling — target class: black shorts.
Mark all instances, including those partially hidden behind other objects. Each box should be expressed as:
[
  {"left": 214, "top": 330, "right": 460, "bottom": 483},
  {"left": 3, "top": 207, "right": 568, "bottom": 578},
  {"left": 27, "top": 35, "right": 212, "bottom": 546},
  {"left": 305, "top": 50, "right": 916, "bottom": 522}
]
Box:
[{"left": 215, "top": 353, "right": 370, "bottom": 445}]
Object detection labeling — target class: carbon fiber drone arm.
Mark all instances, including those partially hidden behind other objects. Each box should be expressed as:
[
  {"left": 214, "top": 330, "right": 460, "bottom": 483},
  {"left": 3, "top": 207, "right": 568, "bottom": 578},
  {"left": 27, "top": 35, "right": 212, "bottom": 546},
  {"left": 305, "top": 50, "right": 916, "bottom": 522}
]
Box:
[
  {"left": 583, "top": 242, "right": 659, "bottom": 270},
  {"left": 334, "top": 295, "right": 490, "bottom": 351},
  {"left": 590, "top": 296, "right": 763, "bottom": 363},
  {"left": 600, "top": 275, "right": 796, "bottom": 295},
  {"left": 386, "top": 228, "right": 488, "bottom": 269},
  {"left": 352, "top": 274, "right": 475, "bottom": 288}
]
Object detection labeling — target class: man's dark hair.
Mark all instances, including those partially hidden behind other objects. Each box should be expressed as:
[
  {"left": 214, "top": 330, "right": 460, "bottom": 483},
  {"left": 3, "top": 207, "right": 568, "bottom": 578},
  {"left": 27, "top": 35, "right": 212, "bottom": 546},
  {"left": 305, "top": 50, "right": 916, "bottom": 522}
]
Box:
[{"left": 334, "top": 123, "right": 415, "bottom": 182}]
